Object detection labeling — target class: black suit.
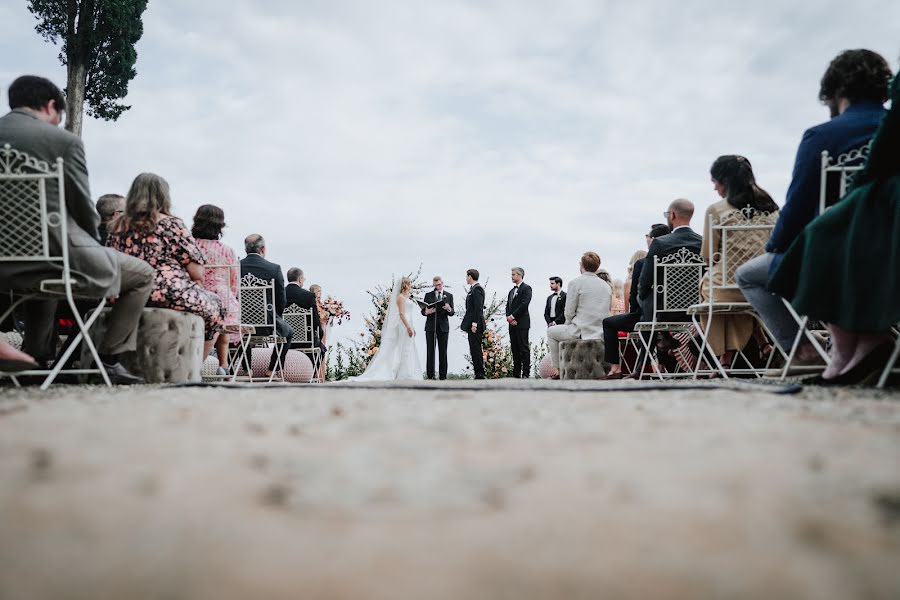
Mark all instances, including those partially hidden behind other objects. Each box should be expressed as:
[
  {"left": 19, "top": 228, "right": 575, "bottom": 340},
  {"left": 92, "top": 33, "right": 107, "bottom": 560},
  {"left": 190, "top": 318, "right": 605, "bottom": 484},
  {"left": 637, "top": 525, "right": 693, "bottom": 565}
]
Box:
[
  {"left": 285, "top": 283, "right": 324, "bottom": 351},
  {"left": 240, "top": 253, "right": 293, "bottom": 372},
  {"left": 602, "top": 258, "right": 644, "bottom": 365},
  {"left": 461, "top": 283, "right": 486, "bottom": 379},
  {"left": 544, "top": 291, "right": 566, "bottom": 326},
  {"left": 638, "top": 227, "right": 703, "bottom": 320},
  {"left": 421, "top": 289, "right": 454, "bottom": 379},
  {"left": 506, "top": 282, "right": 532, "bottom": 378}
]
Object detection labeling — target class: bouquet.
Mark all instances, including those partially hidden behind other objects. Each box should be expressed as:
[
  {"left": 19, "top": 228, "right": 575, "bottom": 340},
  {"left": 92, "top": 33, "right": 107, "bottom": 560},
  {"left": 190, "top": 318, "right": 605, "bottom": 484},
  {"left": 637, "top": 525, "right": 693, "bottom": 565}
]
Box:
[{"left": 322, "top": 296, "right": 351, "bottom": 326}]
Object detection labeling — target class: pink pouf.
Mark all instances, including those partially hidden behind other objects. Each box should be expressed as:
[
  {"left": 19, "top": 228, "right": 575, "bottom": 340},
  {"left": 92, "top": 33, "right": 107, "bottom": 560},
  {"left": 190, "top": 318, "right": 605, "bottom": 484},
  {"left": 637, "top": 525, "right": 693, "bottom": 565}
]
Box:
[
  {"left": 538, "top": 354, "right": 554, "bottom": 379},
  {"left": 235, "top": 346, "right": 315, "bottom": 382}
]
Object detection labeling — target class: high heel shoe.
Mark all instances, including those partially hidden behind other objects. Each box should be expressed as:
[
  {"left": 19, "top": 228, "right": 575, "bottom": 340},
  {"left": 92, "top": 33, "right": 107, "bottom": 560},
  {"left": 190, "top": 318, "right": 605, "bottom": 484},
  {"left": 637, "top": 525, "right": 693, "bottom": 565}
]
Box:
[{"left": 814, "top": 342, "right": 894, "bottom": 386}]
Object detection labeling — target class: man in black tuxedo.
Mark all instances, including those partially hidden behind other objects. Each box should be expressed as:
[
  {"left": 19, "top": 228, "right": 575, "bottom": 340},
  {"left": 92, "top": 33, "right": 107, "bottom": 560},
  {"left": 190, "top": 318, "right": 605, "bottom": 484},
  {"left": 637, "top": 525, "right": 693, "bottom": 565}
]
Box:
[
  {"left": 240, "top": 234, "right": 293, "bottom": 376},
  {"left": 421, "top": 275, "right": 454, "bottom": 380},
  {"left": 461, "top": 268, "right": 486, "bottom": 379},
  {"left": 544, "top": 276, "right": 566, "bottom": 326},
  {"left": 506, "top": 267, "right": 532, "bottom": 378},
  {"left": 638, "top": 198, "right": 703, "bottom": 320},
  {"left": 285, "top": 267, "right": 324, "bottom": 352},
  {"left": 602, "top": 223, "right": 670, "bottom": 378}
]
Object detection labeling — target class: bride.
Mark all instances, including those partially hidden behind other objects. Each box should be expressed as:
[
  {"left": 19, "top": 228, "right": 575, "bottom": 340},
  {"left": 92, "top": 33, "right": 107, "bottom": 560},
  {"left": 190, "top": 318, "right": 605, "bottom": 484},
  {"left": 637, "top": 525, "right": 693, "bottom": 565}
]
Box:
[{"left": 351, "top": 276, "right": 423, "bottom": 381}]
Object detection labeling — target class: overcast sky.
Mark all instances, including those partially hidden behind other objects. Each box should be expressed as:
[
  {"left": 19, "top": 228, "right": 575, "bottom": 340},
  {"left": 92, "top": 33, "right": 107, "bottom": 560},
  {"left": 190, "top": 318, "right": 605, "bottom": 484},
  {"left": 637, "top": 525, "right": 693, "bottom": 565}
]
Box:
[{"left": 2, "top": 1, "right": 898, "bottom": 374}]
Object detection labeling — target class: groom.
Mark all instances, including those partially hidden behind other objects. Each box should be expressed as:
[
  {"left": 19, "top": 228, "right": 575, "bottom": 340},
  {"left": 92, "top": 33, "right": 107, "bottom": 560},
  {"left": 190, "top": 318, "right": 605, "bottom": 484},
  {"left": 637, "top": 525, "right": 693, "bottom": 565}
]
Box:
[
  {"left": 422, "top": 275, "right": 455, "bottom": 380},
  {"left": 461, "top": 268, "right": 486, "bottom": 380}
]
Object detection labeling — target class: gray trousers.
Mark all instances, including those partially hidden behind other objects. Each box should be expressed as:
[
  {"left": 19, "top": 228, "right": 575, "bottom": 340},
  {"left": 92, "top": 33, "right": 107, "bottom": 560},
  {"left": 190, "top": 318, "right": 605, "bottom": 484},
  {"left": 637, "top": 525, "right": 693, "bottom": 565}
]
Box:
[
  {"left": 735, "top": 253, "right": 798, "bottom": 352},
  {"left": 24, "top": 253, "right": 154, "bottom": 360}
]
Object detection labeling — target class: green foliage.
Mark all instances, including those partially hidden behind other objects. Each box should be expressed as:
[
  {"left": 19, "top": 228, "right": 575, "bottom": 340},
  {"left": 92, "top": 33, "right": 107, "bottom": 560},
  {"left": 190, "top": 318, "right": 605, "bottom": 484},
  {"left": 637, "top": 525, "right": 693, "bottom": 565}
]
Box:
[
  {"left": 28, "top": 0, "right": 148, "bottom": 122},
  {"left": 531, "top": 338, "right": 549, "bottom": 378}
]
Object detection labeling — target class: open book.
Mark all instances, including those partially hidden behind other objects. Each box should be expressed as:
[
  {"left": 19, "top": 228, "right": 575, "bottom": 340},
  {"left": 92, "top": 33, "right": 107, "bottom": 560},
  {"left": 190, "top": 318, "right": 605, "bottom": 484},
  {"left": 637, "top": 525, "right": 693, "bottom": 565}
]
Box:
[{"left": 415, "top": 298, "right": 441, "bottom": 310}]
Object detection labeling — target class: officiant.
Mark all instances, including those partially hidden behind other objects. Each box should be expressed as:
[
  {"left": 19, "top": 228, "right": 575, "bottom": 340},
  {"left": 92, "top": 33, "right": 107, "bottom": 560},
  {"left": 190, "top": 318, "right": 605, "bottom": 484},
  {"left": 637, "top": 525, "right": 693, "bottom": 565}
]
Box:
[{"left": 421, "top": 275, "right": 455, "bottom": 380}]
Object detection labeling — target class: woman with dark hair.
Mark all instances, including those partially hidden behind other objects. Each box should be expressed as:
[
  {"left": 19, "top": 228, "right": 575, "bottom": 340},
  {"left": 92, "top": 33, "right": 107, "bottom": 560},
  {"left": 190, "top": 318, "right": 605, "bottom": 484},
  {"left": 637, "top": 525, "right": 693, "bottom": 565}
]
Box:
[
  {"left": 192, "top": 204, "right": 240, "bottom": 375},
  {"left": 771, "top": 66, "right": 900, "bottom": 384},
  {"left": 699, "top": 156, "right": 779, "bottom": 366},
  {"left": 106, "top": 174, "right": 223, "bottom": 358}
]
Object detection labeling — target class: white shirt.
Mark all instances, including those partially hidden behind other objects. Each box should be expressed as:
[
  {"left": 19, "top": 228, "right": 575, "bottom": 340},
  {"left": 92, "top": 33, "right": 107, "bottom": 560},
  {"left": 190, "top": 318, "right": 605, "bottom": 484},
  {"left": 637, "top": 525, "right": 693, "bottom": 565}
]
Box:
[
  {"left": 549, "top": 292, "right": 559, "bottom": 318},
  {"left": 672, "top": 225, "right": 691, "bottom": 232}
]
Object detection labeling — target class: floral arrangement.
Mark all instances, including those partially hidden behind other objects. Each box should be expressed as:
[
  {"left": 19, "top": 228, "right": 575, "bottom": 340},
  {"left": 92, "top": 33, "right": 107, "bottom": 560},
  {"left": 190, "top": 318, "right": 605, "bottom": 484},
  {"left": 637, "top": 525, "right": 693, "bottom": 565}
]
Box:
[
  {"left": 463, "top": 287, "right": 514, "bottom": 379},
  {"left": 321, "top": 296, "right": 351, "bottom": 326},
  {"left": 326, "top": 266, "right": 428, "bottom": 380}
]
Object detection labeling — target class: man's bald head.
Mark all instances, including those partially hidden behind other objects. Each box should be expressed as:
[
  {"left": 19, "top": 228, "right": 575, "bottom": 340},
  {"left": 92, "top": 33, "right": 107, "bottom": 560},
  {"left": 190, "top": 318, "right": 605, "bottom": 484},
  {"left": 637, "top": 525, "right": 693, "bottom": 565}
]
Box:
[{"left": 666, "top": 198, "right": 694, "bottom": 228}]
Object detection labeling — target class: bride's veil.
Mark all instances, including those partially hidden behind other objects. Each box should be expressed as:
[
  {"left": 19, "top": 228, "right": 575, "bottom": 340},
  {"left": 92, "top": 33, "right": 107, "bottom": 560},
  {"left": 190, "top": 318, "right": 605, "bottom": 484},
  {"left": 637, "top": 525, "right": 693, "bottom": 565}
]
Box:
[{"left": 358, "top": 276, "right": 403, "bottom": 377}]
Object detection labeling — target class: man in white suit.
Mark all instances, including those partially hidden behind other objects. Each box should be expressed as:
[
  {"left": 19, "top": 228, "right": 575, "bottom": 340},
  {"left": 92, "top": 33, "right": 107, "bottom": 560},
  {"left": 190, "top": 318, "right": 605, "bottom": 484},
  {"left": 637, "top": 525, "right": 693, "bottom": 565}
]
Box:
[{"left": 547, "top": 252, "right": 612, "bottom": 379}]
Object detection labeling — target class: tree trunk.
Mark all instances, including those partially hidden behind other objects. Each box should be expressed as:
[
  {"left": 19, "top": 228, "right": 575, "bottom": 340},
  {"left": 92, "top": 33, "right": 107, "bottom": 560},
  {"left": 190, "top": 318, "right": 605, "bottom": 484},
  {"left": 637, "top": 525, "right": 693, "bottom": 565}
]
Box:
[{"left": 65, "top": 58, "right": 87, "bottom": 136}]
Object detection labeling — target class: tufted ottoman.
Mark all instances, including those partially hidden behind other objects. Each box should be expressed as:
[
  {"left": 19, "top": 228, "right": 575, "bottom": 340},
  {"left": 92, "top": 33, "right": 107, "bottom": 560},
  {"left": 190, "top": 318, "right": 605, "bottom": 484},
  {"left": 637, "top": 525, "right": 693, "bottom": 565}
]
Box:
[
  {"left": 83, "top": 307, "right": 204, "bottom": 383},
  {"left": 559, "top": 339, "right": 607, "bottom": 380}
]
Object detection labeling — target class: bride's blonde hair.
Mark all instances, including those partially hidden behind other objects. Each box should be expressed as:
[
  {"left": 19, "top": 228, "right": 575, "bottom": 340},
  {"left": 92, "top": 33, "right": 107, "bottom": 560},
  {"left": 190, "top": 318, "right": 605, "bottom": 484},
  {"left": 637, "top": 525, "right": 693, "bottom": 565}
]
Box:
[{"left": 398, "top": 277, "right": 412, "bottom": 296}]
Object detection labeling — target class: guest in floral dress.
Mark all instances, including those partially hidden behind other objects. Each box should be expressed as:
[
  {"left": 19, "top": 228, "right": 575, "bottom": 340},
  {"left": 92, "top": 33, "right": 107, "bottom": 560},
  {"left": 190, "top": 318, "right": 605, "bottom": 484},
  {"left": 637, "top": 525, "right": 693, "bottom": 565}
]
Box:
[
  {"left": 191, "top": 204, "right": 240, "bottom": 375},
  {"left": 106, "top": 173, "right": 223, "bottom": 358}
]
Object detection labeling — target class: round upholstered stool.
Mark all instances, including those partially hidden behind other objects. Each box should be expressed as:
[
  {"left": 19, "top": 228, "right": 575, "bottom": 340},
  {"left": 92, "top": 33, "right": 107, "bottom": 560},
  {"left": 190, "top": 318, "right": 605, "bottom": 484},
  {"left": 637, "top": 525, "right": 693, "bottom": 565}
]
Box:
[
  {"left": 559, "top": 339, "right": 607, "bottom": 380},
  {"left": 83, "top": 307, "right": 204, "bottom": 383}
]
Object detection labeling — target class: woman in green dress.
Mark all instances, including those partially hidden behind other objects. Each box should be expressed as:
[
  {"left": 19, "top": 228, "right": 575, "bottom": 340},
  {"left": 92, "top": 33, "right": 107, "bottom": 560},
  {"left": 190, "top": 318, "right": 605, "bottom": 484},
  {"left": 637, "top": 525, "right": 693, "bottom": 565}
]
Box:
[{"left": 770, "top": 69, "right": 900, "bottom": 384}]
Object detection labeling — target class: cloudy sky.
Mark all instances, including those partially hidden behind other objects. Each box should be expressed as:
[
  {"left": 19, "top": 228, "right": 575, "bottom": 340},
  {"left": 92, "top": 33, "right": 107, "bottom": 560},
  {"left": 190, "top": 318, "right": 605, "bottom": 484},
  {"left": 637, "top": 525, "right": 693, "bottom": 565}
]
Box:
[{"left": 2, "top": 0, "right": 898, "bottom": 373}]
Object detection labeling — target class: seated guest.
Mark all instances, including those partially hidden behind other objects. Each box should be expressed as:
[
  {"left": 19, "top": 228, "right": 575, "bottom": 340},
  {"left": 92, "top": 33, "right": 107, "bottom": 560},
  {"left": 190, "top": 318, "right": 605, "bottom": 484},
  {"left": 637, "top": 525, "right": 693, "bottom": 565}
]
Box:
[
  {"left": 240, "top": 234, "right": 292, "bottom": 377},
  {"left": 602, "top": 223, "right": 670, "bottom": 379},
  {"left": 0, "top": 75, "right": 152, "bottom": 384},
  {"left": 738, "top": 49, "right": 890, "bottom": 369},
  {"left": 622, "top": 249, "right": 647, "bottom": 308},
  {"left": 285, "top": 267, "right": 324, "bottom": 351},
  {"left": 547, "top": 252, "right": 612, "bottom": 379},
  {"left": 106, "top": 173, "right": 223, "bottom": 358},
  {"left": 699, "top": 155, "right": 779, "bottom": 367},
  {"left": 638, "top": 198, "right": 703, "bottom": 319},
  {"left": 770, "top": 56, "right": 898, "bottom": 384},
  {"left": 610, "top": 279, "right": 625, "bottom": 314},
  {"left": 0, "top": 335, "right": 38, "bottom": 372},
  {"left": 191, "top": 204, "right": 240, "bottom": 376},
  {"left": 544, "top": 277, "right": 566, "bottom": 326},
  {"left": 95, "top": 194, "right": 124, "bottom": 245}
]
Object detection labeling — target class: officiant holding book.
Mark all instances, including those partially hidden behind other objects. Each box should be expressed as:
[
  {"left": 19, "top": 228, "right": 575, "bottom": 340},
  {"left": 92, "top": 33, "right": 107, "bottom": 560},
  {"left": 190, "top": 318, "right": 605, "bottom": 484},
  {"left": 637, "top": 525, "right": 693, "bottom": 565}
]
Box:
[{"left": 421, "top": 275, "right": 455, "bottom": 380}]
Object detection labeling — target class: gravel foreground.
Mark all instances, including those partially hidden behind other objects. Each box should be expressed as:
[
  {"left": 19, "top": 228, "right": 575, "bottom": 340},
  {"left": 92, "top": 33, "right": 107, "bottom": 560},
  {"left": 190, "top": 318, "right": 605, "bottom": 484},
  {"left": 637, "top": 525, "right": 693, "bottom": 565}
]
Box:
[{"left": 0, "top": 380, "right": 899, "bottom": 600}]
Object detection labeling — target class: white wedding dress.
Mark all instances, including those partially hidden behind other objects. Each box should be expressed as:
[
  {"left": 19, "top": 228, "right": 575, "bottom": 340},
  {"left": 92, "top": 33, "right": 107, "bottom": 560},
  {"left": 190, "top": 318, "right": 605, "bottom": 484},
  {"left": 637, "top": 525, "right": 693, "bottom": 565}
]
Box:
[{"left": 351, "top": 278, "right": 424, "bottom": 381}]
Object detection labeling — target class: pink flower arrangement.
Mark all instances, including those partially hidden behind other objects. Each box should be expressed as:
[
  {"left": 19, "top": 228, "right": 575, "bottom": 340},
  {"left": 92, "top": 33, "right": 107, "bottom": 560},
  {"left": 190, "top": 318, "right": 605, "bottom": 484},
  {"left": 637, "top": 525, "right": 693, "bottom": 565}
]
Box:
[{"left": 322, "top": 296, "right": 351, "bottom": 326}]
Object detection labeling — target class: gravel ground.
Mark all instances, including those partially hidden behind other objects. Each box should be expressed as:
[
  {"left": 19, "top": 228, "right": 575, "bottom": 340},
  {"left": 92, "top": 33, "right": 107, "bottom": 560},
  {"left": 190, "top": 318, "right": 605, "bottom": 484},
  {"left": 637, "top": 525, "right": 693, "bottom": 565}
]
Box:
[{"left": 1, "top": 380, "right": 899, "bottom": 600}]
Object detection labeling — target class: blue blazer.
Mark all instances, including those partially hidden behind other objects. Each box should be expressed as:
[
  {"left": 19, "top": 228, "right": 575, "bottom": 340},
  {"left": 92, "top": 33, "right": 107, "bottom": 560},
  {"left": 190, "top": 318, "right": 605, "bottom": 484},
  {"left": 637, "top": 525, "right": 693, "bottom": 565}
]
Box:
[{"left": 766, "top": 102, "right": 885, "bottom": 254}]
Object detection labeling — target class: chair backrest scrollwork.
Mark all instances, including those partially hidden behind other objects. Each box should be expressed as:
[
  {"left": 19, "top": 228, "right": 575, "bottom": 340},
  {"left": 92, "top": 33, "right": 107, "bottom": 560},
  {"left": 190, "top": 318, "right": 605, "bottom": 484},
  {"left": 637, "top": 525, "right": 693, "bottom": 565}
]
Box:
[
  {"left": 283, "top": 303, "right": 315, "bottom": 345},
  {"left": 710, "top": 208, "right": 776, "bottom": 289},
  {"left": 0, "top": 143, "right": 65, "bottom": 263},
  {"left": 652, "top": 247, "right": 705, "bottom": 318},
  {"left": 239, "top": 273, "right": 276, "bottom": 329},
  {"left": 819, "top": 140, "right": 871, "bottom": 214}
]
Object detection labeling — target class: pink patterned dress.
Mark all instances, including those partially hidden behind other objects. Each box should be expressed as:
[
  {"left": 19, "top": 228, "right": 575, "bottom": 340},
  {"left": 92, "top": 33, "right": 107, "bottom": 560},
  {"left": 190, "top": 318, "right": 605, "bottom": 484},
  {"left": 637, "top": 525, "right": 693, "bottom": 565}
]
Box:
[
  {"left": 107, "top": 216, "right": 223, "bottom": 340},
  {"left": 195, "top": 238, "right": 241, "bottom": 342}
]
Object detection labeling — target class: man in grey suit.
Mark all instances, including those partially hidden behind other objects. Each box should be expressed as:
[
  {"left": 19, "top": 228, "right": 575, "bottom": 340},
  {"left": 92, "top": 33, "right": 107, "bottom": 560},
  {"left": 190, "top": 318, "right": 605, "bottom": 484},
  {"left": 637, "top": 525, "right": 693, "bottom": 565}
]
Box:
[
  {"left": 638, "top": 198, "right": 703, "bottom": 319},
  {"left": 546, "top": 252, "right": 612, "bottom": 378},
  {"left": 0, "top": 76, "right": 153, "bottom": 383}
]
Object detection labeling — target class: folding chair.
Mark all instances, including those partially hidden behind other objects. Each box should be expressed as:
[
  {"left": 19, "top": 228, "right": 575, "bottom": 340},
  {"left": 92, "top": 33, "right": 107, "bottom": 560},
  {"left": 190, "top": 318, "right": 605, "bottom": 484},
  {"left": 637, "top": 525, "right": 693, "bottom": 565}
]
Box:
[
  {"left": 877, "top": 325, "right": 900, "bottom": 389},
  {"left": 282, "top": 303, "right": 322, "bottom": 383},
  {"left": 0, "top": 143, "right": 110, "bottom": 389},
  {"left": 634, "top": 247, "right": 707, "bottom": 379},
  {"left": 687, "top": 208, "right": 780, "bottom": 379},
  {"left": 818, "top": 140, "right": 871, "bottom": 214},
  {"left": 231, "top": 273, "right": 286, "bottom": 383}
]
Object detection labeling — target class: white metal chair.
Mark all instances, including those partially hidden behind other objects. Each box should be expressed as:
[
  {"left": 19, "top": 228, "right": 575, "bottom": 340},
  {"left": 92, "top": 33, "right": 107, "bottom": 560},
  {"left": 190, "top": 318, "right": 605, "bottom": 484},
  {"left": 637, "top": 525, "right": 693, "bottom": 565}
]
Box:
[
  {"left": 0, "top": 143, "right": 110, "bottom": 389},
  {"left": 818, "top": 140, "right": 871, "bottom": 214},
  {"left": 687, "top": 208, "right": 780, "bottom": 378},
  {"left": 231, "top": 273, "right": 286, "bottom": 383},
  {"left": 634, "top": 247, "right": 707, "bottom": 379},
  {"left": 282, "top": 303, "right": 322, "bottom": 383},
  {"left": 877, "top": 325, "right": 900, "bottom": 388}
]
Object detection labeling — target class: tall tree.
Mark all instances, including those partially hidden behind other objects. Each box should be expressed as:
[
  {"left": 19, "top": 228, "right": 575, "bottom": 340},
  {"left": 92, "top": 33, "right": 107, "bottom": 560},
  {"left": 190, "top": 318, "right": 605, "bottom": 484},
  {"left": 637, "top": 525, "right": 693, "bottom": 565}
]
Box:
[{"left": 27, "top": 0, "right": 148, "bottom": 136}]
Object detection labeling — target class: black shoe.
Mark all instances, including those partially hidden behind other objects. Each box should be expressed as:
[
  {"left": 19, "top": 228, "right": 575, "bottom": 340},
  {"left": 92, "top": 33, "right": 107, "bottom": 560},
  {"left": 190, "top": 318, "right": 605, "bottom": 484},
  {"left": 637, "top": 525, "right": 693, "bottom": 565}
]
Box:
[
  {"left": 101, "top": 361, "right": 145, "bottom": 385},
  {"left": 814, "top": 342, "right": 894, "bottom": 386}
]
